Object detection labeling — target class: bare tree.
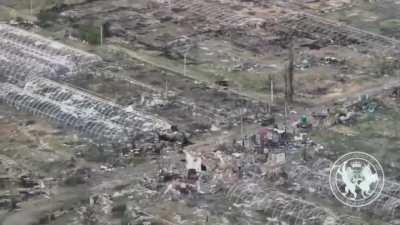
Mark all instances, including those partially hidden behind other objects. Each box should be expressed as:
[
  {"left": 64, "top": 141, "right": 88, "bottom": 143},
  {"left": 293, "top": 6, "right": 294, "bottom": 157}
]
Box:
[
  {"left": 288, "top": 43, "right": 294, "bottom": 101},
  {"left": 285, "top": 42, "right": 295, "bottom": 102}
]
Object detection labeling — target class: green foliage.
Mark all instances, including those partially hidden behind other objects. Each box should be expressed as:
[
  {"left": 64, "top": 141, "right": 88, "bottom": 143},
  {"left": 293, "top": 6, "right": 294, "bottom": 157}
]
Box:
[
  {"left": 37, "top": 9, "right": 58, "bottom": 27},
  {"left": 112, "top": 203, "right": 127, "bottom": 218},
  {"left": 120, "top": 210, "right": 134, "bottom": 225},
  {"left": 35, "top": 0, "right": 67, "bottom": 27},
  {"left": 379, "top": 19, "right": 400, "bottom": 37},
  {"left": 78, "top": 24, "right": 102, "bottom": 45},
  {"left": 64, "top": 175, "right": 85, "bottom": 186}
]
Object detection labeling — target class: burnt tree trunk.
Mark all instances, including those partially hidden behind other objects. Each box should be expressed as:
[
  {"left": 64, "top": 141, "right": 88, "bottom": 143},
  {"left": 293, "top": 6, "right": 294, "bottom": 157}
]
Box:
[
  {"left": 284, "top": 65, "right": 288, "bottom": 102},
  {"left": 287, "top": 42, "right": 294, "bottom": 102}
]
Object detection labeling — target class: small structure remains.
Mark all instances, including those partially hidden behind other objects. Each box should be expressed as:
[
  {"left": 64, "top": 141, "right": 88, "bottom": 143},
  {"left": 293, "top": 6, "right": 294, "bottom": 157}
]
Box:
[
  {"left": 0, "top": 24, "right": 171, "bottom": 147},
  {"left": 250, "top": 127, "right": 287, "bottom": 153},
  {"left": 184, "top": 151, "right": 203, "bottom": 180},
  {"left": 296, "top": 115, "right": 312, "bottom": 130},
  {"left": 267, "top": 149, "right": 286, "bottom": 166}
]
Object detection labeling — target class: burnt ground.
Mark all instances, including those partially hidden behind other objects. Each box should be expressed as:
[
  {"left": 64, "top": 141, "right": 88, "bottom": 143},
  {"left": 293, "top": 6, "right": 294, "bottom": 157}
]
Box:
[
  {"left": 65, "top": 49, "right": 266, "bottom": 134},
  {"left": 1, "top": 0, "right": 400, "bottom": 225},
  {"left": 51, "top": 0, "right": 400, "bottom": 104}
]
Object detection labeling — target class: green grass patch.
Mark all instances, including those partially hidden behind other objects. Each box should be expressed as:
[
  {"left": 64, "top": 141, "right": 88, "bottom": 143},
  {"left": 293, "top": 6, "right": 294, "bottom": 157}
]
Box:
[
  {"left": 379, "top": 19, "right": 400, "bottom": 36},
  {"left": 78, "top": 24, "right": 103, "bottom": 45}
]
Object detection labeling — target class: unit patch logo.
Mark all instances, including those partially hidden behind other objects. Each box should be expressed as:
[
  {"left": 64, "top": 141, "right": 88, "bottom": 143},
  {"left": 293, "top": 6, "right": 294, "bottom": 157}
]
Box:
[{"left": 329, "top": 152, "right": 384, "bottom": 207}]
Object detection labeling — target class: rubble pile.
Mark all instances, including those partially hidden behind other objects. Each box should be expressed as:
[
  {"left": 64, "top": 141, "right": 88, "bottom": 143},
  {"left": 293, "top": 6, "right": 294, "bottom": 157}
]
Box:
[
  {"left": 0, "top": 81, "right": 169, "bottom": 146},
  {"left": 0, "top": 25, "right": 171, "bottom": 146},
  {"left": 0, "top": 173, "right": 48, "bottom": 211},
  {"left": 0, "top": 24, "right": 100, "bottom": 78},
  {"left": 278, "top": 13, "right": 399, "bottom": 50},
  {"left": 1, "top": 1, "right": 400, "bottom": 224},
  {"left": 164, "top": 0, "right": 265, "bottom": 29},
  {"left": 156, "top": 0, "right": 400, "bottom": 56}
]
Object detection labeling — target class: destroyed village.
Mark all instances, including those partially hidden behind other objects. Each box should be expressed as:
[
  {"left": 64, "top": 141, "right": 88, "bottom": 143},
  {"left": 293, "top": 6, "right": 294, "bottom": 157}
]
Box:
[{"left": 1, "top": 0, "right": 400, "bottom": 224}]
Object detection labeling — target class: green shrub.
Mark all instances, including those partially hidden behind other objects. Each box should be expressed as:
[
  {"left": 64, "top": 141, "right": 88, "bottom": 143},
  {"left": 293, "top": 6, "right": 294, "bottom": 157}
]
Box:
[
  {"left": 64, "top": 175, "right": 85, "bottom": 186},
  {"left": 112, "top": 203, "right": 127, "bottom": 218},
  {"left": 37, "top": 9, "right": 58, "bottom": 27},
  {"left": 379, "top": 19, "right": 400, "bottom": 37},
  {"left": 78, "top": 24, "right": 102, "bottom": 45}
]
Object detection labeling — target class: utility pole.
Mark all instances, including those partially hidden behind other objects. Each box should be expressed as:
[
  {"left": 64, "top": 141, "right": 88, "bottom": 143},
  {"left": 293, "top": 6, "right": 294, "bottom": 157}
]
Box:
[
  {"left": 268, "top": 75, "right": 274, "bottom": 114},
  {"left": 100, "top": 23, "right": 103, "bottom": 46},
  {"left": 240, "top": 107, "right": 244, "bottom": 146},
  {"left": 303, "top": 136, "right": 308, "bottom": 161},
  {"left": 182, "top": 36, "right": 193, "bottom": 78},
  {"left": 284, "top": 102, "right": 288, "bottom": 132},
  {"left": 30, "top": 0, "right": 33, "bottom": 15},
  {"left": 266, "top": 78, "right": 270, "bottom": 113},
  {"left": 164, "top": 79, "right": 168, "bottom": 99},
  {"left": 284, "top": 101, "right": 289, "bottom": 155},
  {"left": 168, "top": 0, "right": 172, "bottom": 11},
  {"left": 183, "top": 53, "right": 187, "bottom": 77},
  {"left": 271, "top": 79, "right": 274, "bottom": 106},
  {"left": 287, "top": 42, "right": 295, "bottom": 102}
]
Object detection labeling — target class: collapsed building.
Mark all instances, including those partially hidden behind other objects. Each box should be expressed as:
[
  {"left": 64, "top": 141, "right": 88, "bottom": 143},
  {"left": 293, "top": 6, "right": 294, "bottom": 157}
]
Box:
[
  {"left": 0, "top": 24, "right": 99, "bottom": 77},
  {"left": 0, "top": 24, "right": 171, "bottom": 146},
  {"left": 157, "top": 0, "right": 400, "bottom": 52}
]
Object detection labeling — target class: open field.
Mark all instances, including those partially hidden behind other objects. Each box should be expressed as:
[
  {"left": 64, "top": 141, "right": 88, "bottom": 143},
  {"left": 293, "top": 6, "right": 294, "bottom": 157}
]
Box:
[{"left": 1, "top": 0, "right": 400, "bottom": 225}]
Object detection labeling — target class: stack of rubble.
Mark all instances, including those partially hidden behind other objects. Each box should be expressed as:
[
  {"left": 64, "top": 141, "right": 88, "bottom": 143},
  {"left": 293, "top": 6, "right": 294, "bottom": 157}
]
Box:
[{"left": 0, "top": 25, "right": 171, "bottom": 146}]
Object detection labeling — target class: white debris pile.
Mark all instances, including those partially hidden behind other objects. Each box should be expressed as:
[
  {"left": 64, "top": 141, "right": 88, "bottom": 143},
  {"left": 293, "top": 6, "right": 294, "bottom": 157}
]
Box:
[{"left": 0, "top": 24, "right": 100, "bottom": 75}]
